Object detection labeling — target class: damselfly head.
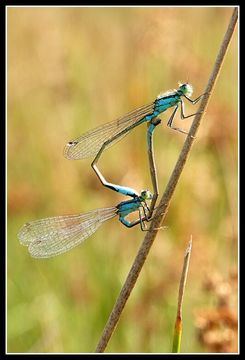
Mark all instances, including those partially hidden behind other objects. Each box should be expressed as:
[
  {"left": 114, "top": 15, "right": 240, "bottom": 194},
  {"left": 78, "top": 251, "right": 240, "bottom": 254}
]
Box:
[
  {"left": 140, "top": 190, "right": 153, "bottom": 200},
  {"left": 178, "top": 82, "right": 193, "bottom": 97}
]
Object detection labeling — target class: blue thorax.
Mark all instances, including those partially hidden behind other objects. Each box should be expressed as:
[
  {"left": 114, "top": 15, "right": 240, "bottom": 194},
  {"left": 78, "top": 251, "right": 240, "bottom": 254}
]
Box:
[{"left": 117, "top": 197, "right": 144, "bottom": 218}]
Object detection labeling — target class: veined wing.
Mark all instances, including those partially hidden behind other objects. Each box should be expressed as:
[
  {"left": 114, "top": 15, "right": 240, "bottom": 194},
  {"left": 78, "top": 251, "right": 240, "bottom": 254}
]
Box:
[
  {"left": 64, "top": 102, "right": 155, "bottom": 160},
  {"left": 18, "top": 207, "right": 117, "bottom": 258}
]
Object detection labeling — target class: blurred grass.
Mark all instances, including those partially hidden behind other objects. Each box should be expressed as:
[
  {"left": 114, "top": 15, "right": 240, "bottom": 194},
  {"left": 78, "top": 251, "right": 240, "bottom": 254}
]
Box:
[{"left": 7, "top": 7, "right": 238, "bottom": 353}]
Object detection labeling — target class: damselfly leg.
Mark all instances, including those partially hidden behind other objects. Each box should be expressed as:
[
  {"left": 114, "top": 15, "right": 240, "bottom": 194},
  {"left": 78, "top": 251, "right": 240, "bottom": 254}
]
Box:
[{"left": 167, "top": 92, "right": 207, "bottom": 135}]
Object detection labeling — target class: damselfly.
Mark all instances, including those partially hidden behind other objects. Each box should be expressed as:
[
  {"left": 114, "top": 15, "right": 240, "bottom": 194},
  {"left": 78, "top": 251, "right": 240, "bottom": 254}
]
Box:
[
  {"left": 18, "top": 190, "right": 153, "bottom": 258},
  {"left": 64, "top": 83, "right": 205, "bottom": 161},
  {"left": 64, "top": 82, "right": 205, "bottom": 186}
]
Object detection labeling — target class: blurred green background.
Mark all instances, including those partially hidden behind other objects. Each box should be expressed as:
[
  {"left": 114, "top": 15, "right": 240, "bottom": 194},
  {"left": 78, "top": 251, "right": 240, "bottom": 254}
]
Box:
[{"left": 7, "top": 7, "right": 238, "bottom": 353}]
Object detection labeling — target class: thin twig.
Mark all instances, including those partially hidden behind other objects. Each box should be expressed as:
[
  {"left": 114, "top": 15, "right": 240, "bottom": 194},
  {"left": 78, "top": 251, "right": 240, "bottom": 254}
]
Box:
[
  {"left": 172, "top": 237, "right": 192, "bottom": 353},
  {"left": 95, "top": 7, "right": 238, "bottom": 353}
]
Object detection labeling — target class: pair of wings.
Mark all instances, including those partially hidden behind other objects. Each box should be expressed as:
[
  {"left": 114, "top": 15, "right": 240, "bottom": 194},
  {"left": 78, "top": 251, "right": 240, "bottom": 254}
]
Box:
[
  {"left": 63, "top": 102, "right": 155, "bottom": 159},
  {"left": 18, "top": 207, "right": 117, "bottom": 258}
]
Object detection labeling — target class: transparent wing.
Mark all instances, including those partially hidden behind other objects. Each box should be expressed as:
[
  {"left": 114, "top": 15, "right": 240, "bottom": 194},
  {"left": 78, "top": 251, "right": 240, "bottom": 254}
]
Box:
[
  {"left": 18, "top": 207, "right": 117, "bottom": 258},
  {"left": 64, "top": 102, "right": 155, "bottom": 160}
]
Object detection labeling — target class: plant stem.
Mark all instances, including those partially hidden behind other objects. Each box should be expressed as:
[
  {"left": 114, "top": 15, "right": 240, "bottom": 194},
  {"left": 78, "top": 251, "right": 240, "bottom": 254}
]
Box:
[
  {"left": 172, "top": 237, "right": 192, "bottom": 353},
  {"left": 95, "top": 7, "right": 238, "bottom": 353}
]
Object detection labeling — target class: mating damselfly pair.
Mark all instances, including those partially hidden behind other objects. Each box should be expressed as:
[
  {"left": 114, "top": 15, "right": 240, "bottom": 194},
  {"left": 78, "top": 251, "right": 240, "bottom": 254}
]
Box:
[{"left": 18, "top": 83, "right": 206, "bottom": 258}]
